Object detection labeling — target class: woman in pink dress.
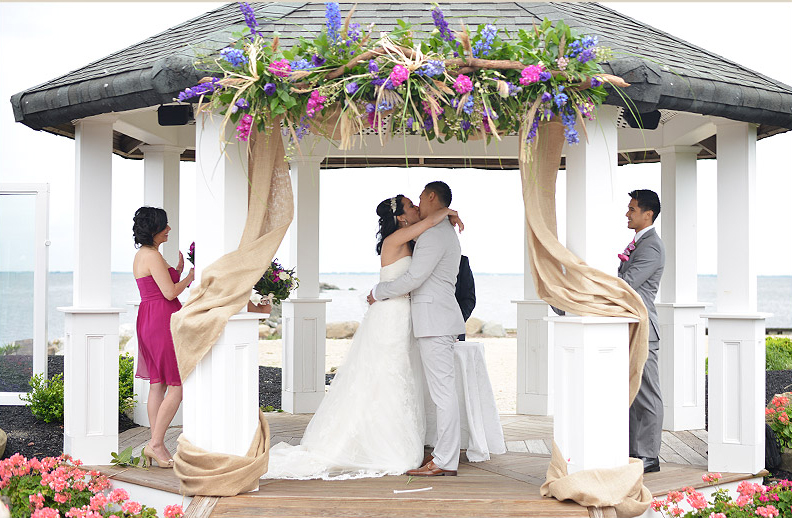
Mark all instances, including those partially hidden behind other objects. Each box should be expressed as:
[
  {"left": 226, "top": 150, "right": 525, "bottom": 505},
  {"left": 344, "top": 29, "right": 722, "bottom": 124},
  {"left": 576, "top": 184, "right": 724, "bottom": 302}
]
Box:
[{"left": 132, "top": 207, "right": 194, "bottom": 468}]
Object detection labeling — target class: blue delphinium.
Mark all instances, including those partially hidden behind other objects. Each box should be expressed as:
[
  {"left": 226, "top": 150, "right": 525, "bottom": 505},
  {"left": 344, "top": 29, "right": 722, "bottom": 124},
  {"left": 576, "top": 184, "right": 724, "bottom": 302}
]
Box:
[
  {"left": 377, "top": 100, "right": 394, "bottom": 112},
  {"left": 368, "top": 60, "right": 379, "bottom": 74},
  {"left": 238, "top": 2, "right": 264, "bottom": 39},
  {"left": 507, "top": 82, "right": 522, "bottom": 97},
  {"left": 220, "top": 48, "right": 248, "bottom": 67},
  {"left": 463, "top": 96, "right": 475, "bottom": 115},
  {"left": 567, "top": 35, "right": 598, "bottom": 63},
  {"left": 177, "top": 78, "right": 222, "bottom": 102},
  {"left": 290, "top": 58, "right": 314, "bottom": 71},
  {"left": 526, "top": 117, "right": 540, "bottom": 142},
  {"left": 472, "top": 24, "right": 497, "bottom": 58},
  {"left": 417, "top": 60, "right": 445, "bottom": 78},
  {"left": 554, "top": 86, "right": 568, "bottom": 109},
  {"left": 325, "top": 2, "right": 342, "bottom": 42},
  {"left": 348, "top": 22, "right": 362, "bottom": 43},
  {"left": 561, "top": 109, "right": 579, "bottom": 144}
]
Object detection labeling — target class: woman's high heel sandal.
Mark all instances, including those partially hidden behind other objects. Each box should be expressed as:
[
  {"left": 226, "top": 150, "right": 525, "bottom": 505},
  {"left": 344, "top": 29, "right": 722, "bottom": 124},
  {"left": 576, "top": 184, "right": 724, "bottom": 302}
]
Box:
[{"left": 143, "top": 444, "right": 174, "bottom": 469}]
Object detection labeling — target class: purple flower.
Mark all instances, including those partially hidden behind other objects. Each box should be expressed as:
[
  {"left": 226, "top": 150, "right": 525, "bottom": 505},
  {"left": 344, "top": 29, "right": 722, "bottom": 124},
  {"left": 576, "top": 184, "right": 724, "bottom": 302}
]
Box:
[
  {"left": 345, "top": 82, "right": 359, "bottom": 94},
  {"left": 554, "top": 91, "right": 568, "bottom": 108},
  {"left": 507, "top": 82, "right": 522, "bottom": 97},
  {"left": 418, "top": 60, "right": 445, "bottom": 78},
  {"left": 406, "top": 117, "right": 414, "bottom": 130},
  {"left": 564, "top": 127, "right": 579, "bottom": 144},
  {"left": 290, "top": 58, "right": 314, "bottom": 71},
  {"left": 431, "top": 6, "right": 456, "bottom": 43},
  {"left": 325, "top": 2, "right": 341, "bottom": 42},
  {"left": 365, "top": 103, "right": 375, "bottom": 113},
  {"left": 461, "top": 120, "right": 472, "bottom": 131},
  {"left": 539, "top": 70, "right": 552, "bottom": 82},
  {"left": 238, "top": 2, "right": 264, "bottom": 39},
  {"left": 423, "top": 117, "right": 434, "bottom": 130},
  {"left": 541, "top": 92, "right": 552, "bottom": 103},
  {"left": 371, "top": 77, "right": 386, "bottom": 87},
  {"left": 368, "top": 60, "right": 379, "bottom": 73},
  {"left": 348, "top": 22, "right": 361, "bottom": 42},
  {"left": 311, "top": 54, "right": 326, "bottom": 67},
  {"left": 591, "top": 76, "right": 602, "bottom": 87},
  {"left": 177, "top": 77, "right": 222, "bottom": 101},
  {"left": 235, "top": 98, "right": 249, "bottom": 109},
  {"left": 263, "top": 83, "right": 276, "bottom": 96}
]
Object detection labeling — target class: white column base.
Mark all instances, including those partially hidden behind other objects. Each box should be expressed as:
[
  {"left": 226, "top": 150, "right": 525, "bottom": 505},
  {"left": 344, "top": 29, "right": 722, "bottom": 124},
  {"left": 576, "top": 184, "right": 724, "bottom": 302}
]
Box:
[
  {"left": 514, "top": 300, "right": 554, "bottom": 415},
  {"left": 551, "top": 316, "right": 634, "bottom": 474},
  {"left": 282, "top": 298, "right": 330, "bottom": 414},
  {"left": 182, "top": 312, "right": 260, "bottom": 456},
  {"left": 704, "top": 313, "right": 768, "bottom": 474},
  {"left": 61, "top": 307, "right": 123, "bottom": 465},
  {"left": 657, "top": 303, "right": 708, "bottom": 431}
]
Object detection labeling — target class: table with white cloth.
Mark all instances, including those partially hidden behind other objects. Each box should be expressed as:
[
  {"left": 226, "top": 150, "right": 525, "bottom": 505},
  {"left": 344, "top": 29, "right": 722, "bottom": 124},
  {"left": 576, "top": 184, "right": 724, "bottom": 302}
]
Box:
[{"left": 424, "top": 341, "right": 507, "bottom": 462}]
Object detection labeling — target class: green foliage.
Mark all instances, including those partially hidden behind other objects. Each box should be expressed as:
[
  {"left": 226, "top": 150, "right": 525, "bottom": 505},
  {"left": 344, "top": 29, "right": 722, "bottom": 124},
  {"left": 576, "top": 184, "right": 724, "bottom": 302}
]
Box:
[
  {"left": 110, "top": 445, "right": 146, "bottom": 467},
  {"left": 119, "top": 353, "right": 136, "bottom": 414},
  {"left": 0, "top": 342, "right": 21, "bottom": 355},
  {"left": 19, "top": 373, "right": 64, "bottom": 423},
  {"left": 261, "top": 405, "right": 284, "bottom": 413},
  {"left": 766, "top": 336, "right": 792, "bottom": 371}
]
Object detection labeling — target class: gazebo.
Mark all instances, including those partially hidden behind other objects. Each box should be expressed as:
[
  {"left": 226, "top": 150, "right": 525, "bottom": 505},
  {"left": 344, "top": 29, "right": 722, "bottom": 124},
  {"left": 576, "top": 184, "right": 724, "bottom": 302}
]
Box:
[{"left": 10, "top": 0, "right": 791, "bottom": 487}]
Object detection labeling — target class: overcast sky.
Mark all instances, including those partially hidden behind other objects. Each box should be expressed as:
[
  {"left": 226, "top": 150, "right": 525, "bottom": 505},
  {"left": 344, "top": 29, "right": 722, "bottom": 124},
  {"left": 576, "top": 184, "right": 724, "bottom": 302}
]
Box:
[{"left": 0, "top": 2, "right": 790, "bottom": 275}]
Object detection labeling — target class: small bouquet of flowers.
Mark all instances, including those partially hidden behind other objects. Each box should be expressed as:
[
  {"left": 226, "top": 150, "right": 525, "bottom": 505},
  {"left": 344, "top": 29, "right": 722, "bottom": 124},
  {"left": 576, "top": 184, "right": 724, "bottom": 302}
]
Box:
[
  {"left": 187, "top": 241, "right": 195, "bottom": 266},
  {"left": 250, "top": 259, "right": 299, "bottom": 311}
]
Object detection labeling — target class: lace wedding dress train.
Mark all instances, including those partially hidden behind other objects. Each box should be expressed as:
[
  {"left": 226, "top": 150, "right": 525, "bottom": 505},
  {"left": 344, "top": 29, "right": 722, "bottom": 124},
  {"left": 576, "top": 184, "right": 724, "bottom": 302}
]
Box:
[{"left": 262, "top": 256, "right": 426, "bottom": 480}]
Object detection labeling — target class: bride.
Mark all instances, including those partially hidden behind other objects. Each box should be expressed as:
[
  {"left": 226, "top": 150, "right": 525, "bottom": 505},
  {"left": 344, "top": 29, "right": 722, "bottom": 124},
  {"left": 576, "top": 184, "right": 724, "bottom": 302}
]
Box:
[{"left": 262, "top": 194, "right": 462, "bottom": 480}]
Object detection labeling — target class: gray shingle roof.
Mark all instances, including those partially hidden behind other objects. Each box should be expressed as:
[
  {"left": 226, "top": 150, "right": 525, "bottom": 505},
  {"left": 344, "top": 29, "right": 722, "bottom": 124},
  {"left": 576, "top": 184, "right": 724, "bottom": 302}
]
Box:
[{"left": 10, "top": 2, "right": 792, "bottom": 137}]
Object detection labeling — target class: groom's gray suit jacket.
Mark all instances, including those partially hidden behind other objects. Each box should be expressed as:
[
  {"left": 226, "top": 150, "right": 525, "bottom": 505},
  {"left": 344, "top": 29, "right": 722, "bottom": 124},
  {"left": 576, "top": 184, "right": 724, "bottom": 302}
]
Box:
[
  {"left": 373, "top": 220, "right": 466, "bottom": 338},
  {"left": 617, "top": 227, "right": 665, "bottom": 342}
]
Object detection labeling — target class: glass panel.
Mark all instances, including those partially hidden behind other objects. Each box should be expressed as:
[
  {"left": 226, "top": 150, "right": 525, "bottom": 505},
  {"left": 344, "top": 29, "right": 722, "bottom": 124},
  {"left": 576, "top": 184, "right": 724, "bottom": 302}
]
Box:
[{"left": 0, "top": 193, "right": 37, "bottom": 392}]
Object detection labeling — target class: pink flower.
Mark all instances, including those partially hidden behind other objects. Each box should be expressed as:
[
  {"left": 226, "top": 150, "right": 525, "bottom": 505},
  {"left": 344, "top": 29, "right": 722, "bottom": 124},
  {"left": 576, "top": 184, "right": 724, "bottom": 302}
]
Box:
[
  {"left": 54, "top": 492, "right": 70, "bottom": 504},
  {"left": 686, "top": 491, "right": 708, "bottom": 510},
  {"left": 89, "top": 493, "right": 108, "bottom": 511},
  {"left": 306, "top": 90, "right": 327, "bottom": 118},
  {"left": 650, "top": 500, "right": 664, "bottom": 511},
  {"left": 736, "top": 495, "right": 753, "bottom": 507},
  {"left": 122, "top": 501, "right": 142, "bottom": 514},
  {"left": 164, "top": 504, "right": 185, "bottom": 518},
  {"left": 702, "top": 472, "right": 722, "bottom": 483},
  {"left": 268, "top": 59, "right": 291, "bottom": 78},
  {"left": 556, "top": 56, "right": 569, "bottom": 70},
  {"left": 108, "top": 488, "right": 129, "bottom": 503},
  {"left": 756, "top": 505, "right": 780, "bottom": 518},
  {"left": 670, "top": 507, "right": 684, "bottom": 516},
  {"left": 519, "top": 64, "right": 545, "bottom": 85},
  {"left": 29, "top": 493, "right": 46, "bottom": 509},
  {"left": 667, "top": 491, "right": 684, "bottom": 504},
  {"left": 389, "top": 65, "right": 410, "bottom": 86},
  {"left": 236, "top": 113, "right": 254, "bottom": 141},
  {"left": 709, "top": 513, "right": 727, "bottom": 518},
  {"left": 32, "top": 508, "right": 61, "bottom": 518},
  {"left": 453, "top": 74, "right": 473, "bottom": 94}
]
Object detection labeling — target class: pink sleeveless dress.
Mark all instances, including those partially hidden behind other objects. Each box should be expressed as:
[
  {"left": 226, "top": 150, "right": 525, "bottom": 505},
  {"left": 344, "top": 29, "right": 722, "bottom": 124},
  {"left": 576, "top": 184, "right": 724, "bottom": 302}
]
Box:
[{"left": 135, "top": 267, "right": 182, "bottom": 386}]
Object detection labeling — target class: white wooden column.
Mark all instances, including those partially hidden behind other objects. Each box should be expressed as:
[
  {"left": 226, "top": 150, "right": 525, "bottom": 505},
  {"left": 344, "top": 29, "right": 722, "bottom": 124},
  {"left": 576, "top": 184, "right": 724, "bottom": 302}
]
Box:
[
  {"left": 514, "top": 219, "right": 554, "bottom": 415},
  {"left": 181, "top": 112, "right": 260, "bottom": 456},
  {"left": 141, "top": 144, "right": 183, "bottom": 265},
  {"left": 282, "top": 154, "right": 329, "bottom": 414},
  {"left": 565, "top": 105, "right": 621, "bottom": 274},
  {"left": 657, "top": 145, "right": 707, "bottom": 431},
  {"left": 705, "top": 119, "right": 766, "bottom": 474},
  {"left": 60, "top": 115, "right": 123, "bottom": 465},
  {"left": 551, "top": 316, "right": 635, "bottom": 473}
]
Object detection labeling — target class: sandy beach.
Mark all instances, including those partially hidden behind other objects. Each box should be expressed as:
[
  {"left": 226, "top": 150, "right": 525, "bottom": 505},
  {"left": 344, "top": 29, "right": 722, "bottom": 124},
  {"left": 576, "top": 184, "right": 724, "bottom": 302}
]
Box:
[{"left": 259, "top": 337, "right": 518, "bottom": 413}]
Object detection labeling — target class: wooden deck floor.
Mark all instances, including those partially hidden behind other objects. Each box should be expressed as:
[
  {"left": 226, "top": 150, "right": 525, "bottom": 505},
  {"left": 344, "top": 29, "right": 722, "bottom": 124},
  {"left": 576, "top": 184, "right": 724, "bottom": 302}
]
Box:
[{"left": 100, "top": 413, "right": 758, "bottom": 518}]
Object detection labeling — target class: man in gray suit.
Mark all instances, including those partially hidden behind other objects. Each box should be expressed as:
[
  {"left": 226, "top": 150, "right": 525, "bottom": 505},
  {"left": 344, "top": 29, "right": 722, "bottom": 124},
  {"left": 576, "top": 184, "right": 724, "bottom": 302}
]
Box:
[
  {"left": 368, "top": 181, "right": 466, "bottom": 476},
  {"left": 619, "top": 189, "right": 665, "bottom": 473}
]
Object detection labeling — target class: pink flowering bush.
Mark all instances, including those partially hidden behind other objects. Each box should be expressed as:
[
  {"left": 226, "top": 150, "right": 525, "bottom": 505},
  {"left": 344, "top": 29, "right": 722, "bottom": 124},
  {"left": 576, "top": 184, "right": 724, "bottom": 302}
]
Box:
[
  {"left": 766, "top": 393, "right": 792, "bottom": 449},
  {"left": 650, "top": 473, "right": 792, "bottom": 518},
  {"left": 0, "top": 453, "right": 184, "bottom": 518}
]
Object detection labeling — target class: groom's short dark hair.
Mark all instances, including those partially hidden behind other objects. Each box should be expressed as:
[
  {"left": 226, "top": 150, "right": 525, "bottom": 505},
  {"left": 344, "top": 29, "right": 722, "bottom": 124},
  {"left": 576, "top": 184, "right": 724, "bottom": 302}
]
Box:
[
  {"left": 425, "top": 181, "right": 452, "bottom": 207},
  {"left": 628, "top": 189, "right": 661, "bottom": 222}
]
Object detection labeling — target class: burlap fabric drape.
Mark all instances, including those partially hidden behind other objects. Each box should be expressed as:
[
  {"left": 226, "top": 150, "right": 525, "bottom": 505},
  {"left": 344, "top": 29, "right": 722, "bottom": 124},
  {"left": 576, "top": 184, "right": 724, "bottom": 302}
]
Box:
[
  {"left": 520, "top": 120, "right": 651, "bottom": 517},
  {"left": 170, "top": 118, "right": 293, "bottom": 496}
]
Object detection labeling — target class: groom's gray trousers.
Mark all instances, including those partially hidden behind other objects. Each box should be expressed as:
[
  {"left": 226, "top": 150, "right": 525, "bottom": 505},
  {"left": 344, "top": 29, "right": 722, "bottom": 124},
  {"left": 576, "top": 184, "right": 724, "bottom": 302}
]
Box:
[
  {"left": 629, "top": 340, "right": 663, "bottom": 458},
  {"left": 417, "top": 335, "right": 461, "bottom": 471}
]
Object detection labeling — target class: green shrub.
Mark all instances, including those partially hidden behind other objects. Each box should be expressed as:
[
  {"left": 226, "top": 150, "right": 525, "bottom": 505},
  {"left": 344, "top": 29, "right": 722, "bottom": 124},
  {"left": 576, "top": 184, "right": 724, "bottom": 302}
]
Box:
[
  {"left": 119, "top": 353, "right": 136, "bottom": 414},
  {"left": 767, "top": 336, "right": 792, "bottom": 371},
  {"left": 0, "top": 342, "right": 21, "bottom": 355},
  {"left": 19, "top": 373, "right": 64, "bottom": 423}
]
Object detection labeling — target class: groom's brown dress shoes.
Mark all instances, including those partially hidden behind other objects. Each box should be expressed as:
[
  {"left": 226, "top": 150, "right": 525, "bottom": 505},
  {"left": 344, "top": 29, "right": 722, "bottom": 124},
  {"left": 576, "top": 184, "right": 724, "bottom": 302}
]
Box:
[{"left": 406, "top": 460, "right": 457, "bottom": 477}]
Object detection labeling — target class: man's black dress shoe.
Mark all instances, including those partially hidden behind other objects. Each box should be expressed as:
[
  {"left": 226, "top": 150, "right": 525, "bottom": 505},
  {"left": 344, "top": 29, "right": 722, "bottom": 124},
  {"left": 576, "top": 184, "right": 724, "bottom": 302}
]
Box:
[{"left": 635, "top": 456, "right": 660, "bottom": 473}]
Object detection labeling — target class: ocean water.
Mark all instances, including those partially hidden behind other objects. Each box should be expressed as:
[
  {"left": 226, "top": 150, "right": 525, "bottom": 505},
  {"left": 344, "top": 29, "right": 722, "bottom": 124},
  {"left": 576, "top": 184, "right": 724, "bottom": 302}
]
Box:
[{"left": 0, "top": 272, "right": 790, "bottom": 345}]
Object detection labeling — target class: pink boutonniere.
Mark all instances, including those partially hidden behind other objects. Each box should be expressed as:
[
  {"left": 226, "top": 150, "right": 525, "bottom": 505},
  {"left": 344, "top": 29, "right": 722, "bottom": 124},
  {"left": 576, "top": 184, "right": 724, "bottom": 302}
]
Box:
[{"left": 618, "top": 240, "right": 636, "bottom": 262}]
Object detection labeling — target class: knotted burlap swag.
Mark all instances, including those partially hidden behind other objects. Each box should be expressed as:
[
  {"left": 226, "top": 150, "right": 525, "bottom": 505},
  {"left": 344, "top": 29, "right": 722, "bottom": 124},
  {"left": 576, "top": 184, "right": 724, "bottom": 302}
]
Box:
[{"left": 170, "top": 113, "right": 651, "bottom": 515}]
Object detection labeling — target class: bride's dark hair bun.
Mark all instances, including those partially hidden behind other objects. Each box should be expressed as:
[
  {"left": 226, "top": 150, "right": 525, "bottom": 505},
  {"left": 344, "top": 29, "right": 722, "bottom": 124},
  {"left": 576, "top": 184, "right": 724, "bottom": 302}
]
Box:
[
  {"left": 375, "top": 195, "right": 405, "bottom": 255},
  {"left": 133, "top": 207, "right": 168, "bottom": 248}
]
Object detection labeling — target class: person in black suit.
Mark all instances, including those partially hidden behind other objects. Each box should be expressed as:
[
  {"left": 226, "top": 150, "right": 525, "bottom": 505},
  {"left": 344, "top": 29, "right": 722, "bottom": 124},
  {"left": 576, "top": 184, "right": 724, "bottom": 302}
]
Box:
[{"left": 455, "top": 255, "right": 476, "bottom": 340}]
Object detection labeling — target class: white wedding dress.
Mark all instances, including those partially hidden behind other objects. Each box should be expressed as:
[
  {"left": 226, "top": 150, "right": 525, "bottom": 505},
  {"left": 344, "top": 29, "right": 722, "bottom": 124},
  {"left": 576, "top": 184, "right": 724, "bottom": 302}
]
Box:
[{"left": 262, "top": 256, "right": 426, "bottom": 480}]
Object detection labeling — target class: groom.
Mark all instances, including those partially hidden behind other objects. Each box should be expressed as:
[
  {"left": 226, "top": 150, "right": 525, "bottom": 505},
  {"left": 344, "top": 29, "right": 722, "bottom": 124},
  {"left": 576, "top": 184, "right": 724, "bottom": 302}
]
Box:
[{"left": 368, "top": 181, "right": 466, "bottom": 476}]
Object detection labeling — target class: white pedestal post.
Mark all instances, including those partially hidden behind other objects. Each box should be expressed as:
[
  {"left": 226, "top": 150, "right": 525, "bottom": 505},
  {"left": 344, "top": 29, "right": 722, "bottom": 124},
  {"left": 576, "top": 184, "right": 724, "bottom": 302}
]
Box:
[
  {"left": 515, "top": 301, "right": 554, "bottom": 415},
  {"left": 551, "top": 316, "right": 634, "bottom": 474},
  {"left": 657, "top": 145, "right": 707, "bottom": 431},
  {"left": 704, "top": 119, "right": 765, "bottom": 474},
  {"left": 657, "top": 303, "right": 707, "bottom": 430},
  {"left": 182, "top": 313, "right": 261, "bottom": 455},
  {"left": 705, "top": 314, "right": 767, "bottom": 474},
  {"left": 180, "top": 112, "right": 260, "bottom": 455},
  {"left": 282, "top": 153, "right": 329, "bottom": 414},
  {"left": 60, "top": 115, "right": 121, "bottom": 465}
]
